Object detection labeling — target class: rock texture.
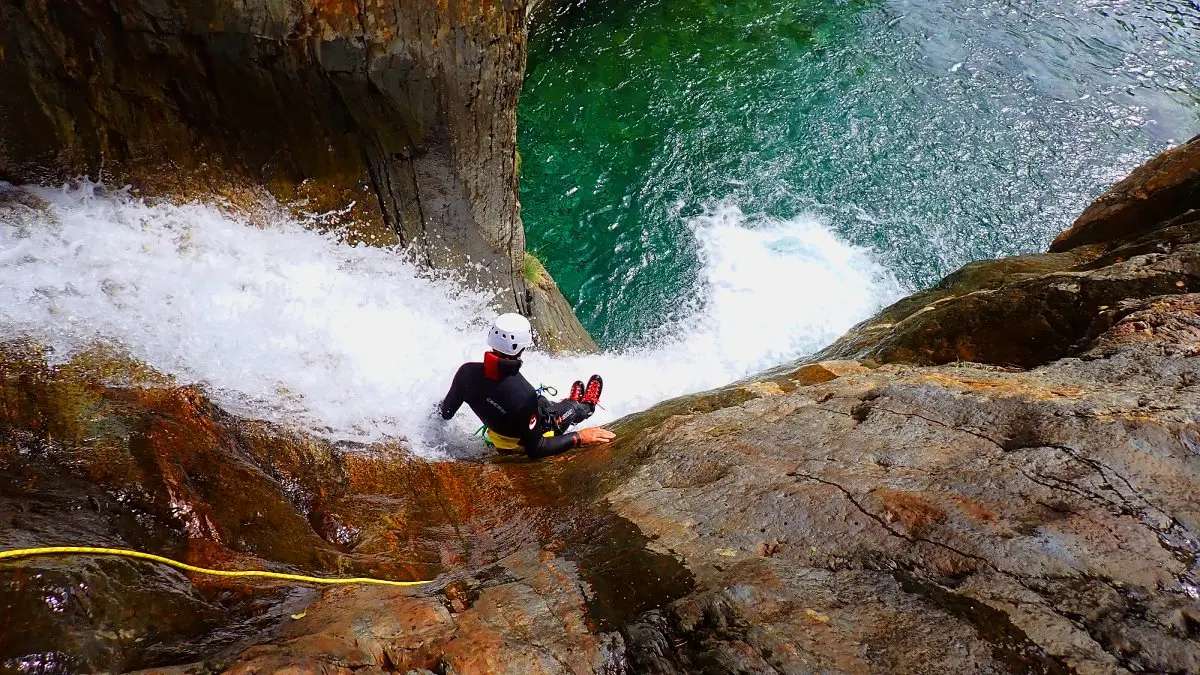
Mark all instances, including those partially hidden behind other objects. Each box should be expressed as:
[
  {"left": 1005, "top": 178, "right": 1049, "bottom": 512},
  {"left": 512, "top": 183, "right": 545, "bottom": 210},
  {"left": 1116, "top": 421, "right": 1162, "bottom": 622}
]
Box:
[
  {"left": 0, "top": 0, "right": 595, "bottom": 350},
  {"left": 1052, "top": 135, "right": 1200, "bottom": 253},
  {"left": 2, "top": 141, "right": 1200, "bottom": 673},
  {"left": 611, "top": 343, "right": 1200, "bottom": 674}
]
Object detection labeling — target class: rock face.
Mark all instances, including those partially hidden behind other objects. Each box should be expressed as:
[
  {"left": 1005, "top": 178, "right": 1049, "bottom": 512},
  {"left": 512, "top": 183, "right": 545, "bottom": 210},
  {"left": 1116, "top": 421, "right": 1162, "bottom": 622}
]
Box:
[
  {"left": 611, "top": 342, "right": 1200, "bottom": 674},
  {"left": 0, "top": 0, "right": 595, "bottom": 350},
  {"left": 1052, "top": 135, "right": 1200, "bottom": 253},
  {"left": 2, "top": 143, "right": 1199, "bottom": 673},
  {"left": 525, "top": 253, "right": 600, "bottom": 353}
]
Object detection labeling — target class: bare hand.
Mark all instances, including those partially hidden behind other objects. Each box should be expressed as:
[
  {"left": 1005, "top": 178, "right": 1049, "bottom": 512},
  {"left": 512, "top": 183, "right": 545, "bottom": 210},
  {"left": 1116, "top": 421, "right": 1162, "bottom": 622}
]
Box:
[{"left": 577, "top": 427, "right": 616, "bottom": 446}]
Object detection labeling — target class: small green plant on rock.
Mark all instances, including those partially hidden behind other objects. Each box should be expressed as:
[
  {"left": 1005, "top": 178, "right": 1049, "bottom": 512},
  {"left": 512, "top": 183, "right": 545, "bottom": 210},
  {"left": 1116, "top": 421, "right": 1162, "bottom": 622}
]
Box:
[{"left": 524, "top": 252, "right": 548, "bottom": 286}]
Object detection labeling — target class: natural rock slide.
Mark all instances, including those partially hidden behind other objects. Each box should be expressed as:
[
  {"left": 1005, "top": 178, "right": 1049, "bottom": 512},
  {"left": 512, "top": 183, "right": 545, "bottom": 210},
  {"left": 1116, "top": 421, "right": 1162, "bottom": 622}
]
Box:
[{"left": 2, "top": 138, "right": 1199, "bottom": 673}]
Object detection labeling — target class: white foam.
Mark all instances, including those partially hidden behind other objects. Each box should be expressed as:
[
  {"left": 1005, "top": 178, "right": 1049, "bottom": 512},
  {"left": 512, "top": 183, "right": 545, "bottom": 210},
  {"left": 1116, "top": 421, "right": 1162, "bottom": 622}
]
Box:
[{"left": 0, "top": 183, "right": 901, "bottom": 456}]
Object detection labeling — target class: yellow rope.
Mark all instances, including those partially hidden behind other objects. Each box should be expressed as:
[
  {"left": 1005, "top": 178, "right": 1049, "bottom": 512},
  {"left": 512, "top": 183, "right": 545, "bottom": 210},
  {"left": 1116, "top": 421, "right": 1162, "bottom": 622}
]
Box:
[{"left": 0, "top": 546, "right": 433, "bottom": 587}]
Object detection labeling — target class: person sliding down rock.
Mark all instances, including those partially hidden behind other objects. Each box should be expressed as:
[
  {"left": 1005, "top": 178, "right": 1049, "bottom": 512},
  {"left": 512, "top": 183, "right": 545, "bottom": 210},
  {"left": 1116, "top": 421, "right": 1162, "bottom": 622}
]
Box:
[{"left": 439, "top": 313, "right": 615, "bottom": 458}]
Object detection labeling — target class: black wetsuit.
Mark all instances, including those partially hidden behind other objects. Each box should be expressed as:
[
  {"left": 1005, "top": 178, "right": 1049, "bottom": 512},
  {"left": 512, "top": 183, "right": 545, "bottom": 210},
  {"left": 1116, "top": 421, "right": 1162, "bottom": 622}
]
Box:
[{"left": 439, "top": 352, "right": 594, "bottom": 458}]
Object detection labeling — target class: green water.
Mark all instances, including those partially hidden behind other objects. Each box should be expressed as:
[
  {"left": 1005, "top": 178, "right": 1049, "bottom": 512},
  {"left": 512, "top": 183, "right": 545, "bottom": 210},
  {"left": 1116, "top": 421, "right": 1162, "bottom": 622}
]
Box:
[{"left": 519, "top": 0, "right": 1200, "bottom": 347}]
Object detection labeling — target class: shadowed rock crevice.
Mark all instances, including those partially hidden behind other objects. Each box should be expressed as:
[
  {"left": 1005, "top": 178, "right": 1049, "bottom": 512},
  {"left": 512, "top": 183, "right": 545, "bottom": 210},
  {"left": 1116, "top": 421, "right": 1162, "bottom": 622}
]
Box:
[{"left": 890, "top": 570, "right": 1074, "bottom": 675}]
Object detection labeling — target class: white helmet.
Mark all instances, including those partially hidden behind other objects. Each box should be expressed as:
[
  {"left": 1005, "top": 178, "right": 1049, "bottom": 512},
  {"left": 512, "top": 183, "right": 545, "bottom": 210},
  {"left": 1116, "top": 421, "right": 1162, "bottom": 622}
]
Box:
[{"left": 487, "top": 313, "right": 534, "bottom": 356}]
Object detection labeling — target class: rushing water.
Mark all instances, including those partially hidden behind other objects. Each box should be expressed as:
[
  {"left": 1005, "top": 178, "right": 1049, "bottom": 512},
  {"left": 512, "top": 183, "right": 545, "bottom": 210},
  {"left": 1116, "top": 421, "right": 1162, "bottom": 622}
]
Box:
[
  {"left": 1, "top": 0, "right": 1196, "bottom": 452},
  {"left": 0, "top": 183, "right": 897, "bottom": 453},
  {"left": 520, "top": 0, "right": 1200, "bottom": 346}
]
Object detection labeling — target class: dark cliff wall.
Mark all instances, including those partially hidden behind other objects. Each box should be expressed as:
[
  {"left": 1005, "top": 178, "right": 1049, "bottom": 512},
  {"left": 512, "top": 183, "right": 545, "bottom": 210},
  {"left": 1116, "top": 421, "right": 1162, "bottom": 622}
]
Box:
[{"left": 0, "top": 0, "right": 595, "bottom": 349}]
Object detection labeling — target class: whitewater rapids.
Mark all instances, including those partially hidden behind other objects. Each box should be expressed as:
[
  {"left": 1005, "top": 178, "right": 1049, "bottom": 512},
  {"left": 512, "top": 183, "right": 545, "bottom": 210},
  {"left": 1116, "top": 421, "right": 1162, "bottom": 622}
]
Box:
[{"left": 0, "top": 182, "right": 902, "bottom": 456}]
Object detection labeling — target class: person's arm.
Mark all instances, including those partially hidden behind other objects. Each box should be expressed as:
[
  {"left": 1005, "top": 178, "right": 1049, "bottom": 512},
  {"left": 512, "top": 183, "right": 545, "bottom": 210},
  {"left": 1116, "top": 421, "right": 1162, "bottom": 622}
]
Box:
[
  {"left": 439, "top": 365, "right": 468, "bottom": 419},
  {"left": 524, "top": 427, "right": 615, "bottom": 459},
  {"left": 523, "top": 431, "right": 581, "bottom": 459}
]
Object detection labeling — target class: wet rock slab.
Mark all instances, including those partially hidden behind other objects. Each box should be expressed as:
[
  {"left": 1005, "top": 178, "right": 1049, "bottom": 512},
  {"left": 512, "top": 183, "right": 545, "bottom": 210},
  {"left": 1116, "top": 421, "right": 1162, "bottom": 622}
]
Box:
[
  {"left": 0, "top": 344, "right": 687, "bottom": 674},
  {"left": 610, "top": 344, "right": 1200, "bottom": 673}
]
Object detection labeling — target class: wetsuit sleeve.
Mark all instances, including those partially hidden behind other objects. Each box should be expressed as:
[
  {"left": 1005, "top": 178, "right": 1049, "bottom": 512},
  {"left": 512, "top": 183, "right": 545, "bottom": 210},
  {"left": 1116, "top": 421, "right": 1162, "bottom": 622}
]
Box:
[
  {"left": 523, "top": 431, "right": 581, "bottom": 459},
  {"left": 439, "top": 365, "right": 469, "bottom": 420}
]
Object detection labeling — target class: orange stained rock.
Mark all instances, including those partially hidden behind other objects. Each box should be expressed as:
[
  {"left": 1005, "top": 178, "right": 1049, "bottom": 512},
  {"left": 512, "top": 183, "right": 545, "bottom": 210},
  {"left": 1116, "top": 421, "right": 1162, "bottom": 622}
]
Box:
[
  {"left": 918, "top": 372, "right": 1085, "bottom": 400},
  {"left": 946, "top": 494, "right": 998, "bottom": 523},
  {"left": 309, "top": 0, "right": 366, "bottom": 33},
  {"left": 286, "top": 176, "right": 397, "bottom": 247},
  {"left": 873, "top": 488, "right": 948, "bottom": 534},
  {"left": 791, "top": 360, "right": 871, "bottom": 385}
]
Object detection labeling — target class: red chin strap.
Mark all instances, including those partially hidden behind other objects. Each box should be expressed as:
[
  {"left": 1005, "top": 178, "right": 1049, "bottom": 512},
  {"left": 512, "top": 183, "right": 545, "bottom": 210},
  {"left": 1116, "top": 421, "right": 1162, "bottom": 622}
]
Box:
[{"left": 483, "top": 351, "right": 502, "bottom": 381}]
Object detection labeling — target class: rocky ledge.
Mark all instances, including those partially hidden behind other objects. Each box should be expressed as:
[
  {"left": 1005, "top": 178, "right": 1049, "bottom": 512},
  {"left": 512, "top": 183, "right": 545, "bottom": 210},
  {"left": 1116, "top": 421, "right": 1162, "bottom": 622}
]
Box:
[{"left": 2, "top": 139, "right": 1199, "bottom": 674}]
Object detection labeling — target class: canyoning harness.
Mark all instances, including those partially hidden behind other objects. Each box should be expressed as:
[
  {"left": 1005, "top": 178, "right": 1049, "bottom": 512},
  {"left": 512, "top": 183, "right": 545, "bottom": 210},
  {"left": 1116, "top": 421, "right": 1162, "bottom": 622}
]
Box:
[
  {"left": 474, "top": 426, "right": 525, "bottom": 451},
  {"left": 475, "top": 384, "right": 559, "bottom": 451}
]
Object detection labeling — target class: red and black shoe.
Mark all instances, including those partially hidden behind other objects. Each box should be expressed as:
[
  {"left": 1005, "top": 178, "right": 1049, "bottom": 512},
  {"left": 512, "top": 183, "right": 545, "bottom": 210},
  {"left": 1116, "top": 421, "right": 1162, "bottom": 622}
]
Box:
[
  {"left": 568, "top": 380, "right": 585, "bottom": 402},
  {"left": 581, "top": 374, "right": 603, "bottom": 406}
]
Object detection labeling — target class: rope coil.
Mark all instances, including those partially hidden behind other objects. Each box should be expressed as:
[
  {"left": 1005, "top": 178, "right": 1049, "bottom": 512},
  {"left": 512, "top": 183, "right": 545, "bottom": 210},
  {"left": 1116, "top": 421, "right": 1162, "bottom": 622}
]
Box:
[{"left": 0, "top": 546, "right": 434, "bottom": 587}]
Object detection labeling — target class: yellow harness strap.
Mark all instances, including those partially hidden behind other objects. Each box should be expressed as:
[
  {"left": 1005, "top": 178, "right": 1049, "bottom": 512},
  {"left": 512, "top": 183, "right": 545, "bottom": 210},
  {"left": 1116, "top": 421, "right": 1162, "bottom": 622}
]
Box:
[
  {"left": 485, "top": 428, "right": 555, "bottom": 452},
  {"left": 485, "top": 428, "right": 523, "bottom": 450}
]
